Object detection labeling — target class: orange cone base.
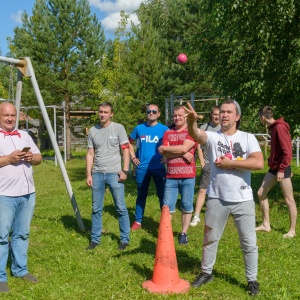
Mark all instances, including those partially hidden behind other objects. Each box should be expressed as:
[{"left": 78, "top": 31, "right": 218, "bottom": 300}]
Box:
[{"left": 142, "top": 278, "right": 190, "bottom": 294}]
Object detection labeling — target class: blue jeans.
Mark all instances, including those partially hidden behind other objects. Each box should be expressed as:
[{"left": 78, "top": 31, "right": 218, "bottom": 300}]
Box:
[
  {"left": 163, "top": 178, "right": 195, "bottom": 213},
  {"left": 91, "top": 172, "right": 130, "bottom": 244},
  {"left": 0, "top": 193, "right": 36, "bottom": 282},
  {"left": 134, "top": 167, "right": 166, "bottom": 223}
]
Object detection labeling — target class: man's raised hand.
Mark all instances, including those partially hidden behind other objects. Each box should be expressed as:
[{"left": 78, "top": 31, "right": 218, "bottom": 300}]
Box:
[{"left": 183, "top": 102, "right": 204, "bottom": 121}]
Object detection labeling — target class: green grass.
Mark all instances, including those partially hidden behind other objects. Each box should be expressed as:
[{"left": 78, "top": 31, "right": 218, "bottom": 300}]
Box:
[{"left": 2, "top": 159, "right": 300, "bottom": 299}]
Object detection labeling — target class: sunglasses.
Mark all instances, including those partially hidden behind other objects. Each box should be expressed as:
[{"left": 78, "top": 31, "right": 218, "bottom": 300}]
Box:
[{"left": 147, "top": 110, "right": 158, "bottom": 114}]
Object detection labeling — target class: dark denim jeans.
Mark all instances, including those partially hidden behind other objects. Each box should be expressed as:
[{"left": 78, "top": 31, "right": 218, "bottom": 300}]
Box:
[{"left": 134, "top": 167, "right": 166, "bottom": 223}]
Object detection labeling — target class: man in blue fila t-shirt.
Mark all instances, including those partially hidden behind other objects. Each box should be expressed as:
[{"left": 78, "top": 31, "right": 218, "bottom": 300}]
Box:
[{"left": 129, "top": 104, "right": 169, "bottom": 230}]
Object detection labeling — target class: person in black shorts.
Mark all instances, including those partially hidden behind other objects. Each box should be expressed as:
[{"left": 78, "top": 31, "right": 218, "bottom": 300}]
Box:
[{"left": 256, "top": 106, "right": 297, "bottom": 238}]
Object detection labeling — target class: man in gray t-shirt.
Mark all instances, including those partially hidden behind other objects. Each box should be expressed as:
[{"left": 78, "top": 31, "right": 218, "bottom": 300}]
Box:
[
  {"left": 190, "top": 106, "right": 221, "bottom": 227},
  {"left": 86, "top": 102, "right": 130, "bottom": 251}
]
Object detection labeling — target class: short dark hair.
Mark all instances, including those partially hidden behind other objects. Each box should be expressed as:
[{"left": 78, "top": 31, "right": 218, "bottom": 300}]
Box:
[
  {"left": 98, "top": 101, "right": 114, "bottom": 113},
  {"left": 210, "top": 106, "right": 220, "bottom": 114},
  {"left": 258, "top": 106, "right": 273, "bottom": 119},
  {"left": 221, "top": 97, "right": 241, "bottom": 129},
  {"left": 222, "top": 97, "right": 241, "bottom": 115},
  {"left": 146, "top": 103, "right": 160, "bottom": 113}
]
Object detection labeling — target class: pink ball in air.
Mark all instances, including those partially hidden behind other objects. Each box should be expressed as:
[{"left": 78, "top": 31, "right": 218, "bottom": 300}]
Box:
[{"left": 177, "top": 53, "right": 188, "bottom": 64}]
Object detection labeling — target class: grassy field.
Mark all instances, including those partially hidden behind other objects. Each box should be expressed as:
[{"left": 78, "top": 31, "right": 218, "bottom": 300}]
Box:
[{"left": 2, "top": 158, "right": 299, "bottom": 299}]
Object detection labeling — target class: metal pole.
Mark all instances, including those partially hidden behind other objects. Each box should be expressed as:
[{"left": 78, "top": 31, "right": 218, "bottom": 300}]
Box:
[
  {"left": 191, "top": 93, "right": 195, "bottom": 108},
  {"left": 0, "top": 56, "right": 24, "bottom": 65},
  {"left": 170, "top": 94, "right": 174, "bottom": 119},
  {"left": 54, "top": 106, "right": 57, "bottom": 166},
  {"left": 15, "top": 70, "right": 23, "bottom": 129},
  {"left": 25, "top": 57, "right": 85, "bottom": 231},
  {"left": 297, "top": 137, "right": 299, "bottom": 167},
  {"left": 25, "top": 107, "right": 29, "bottom": 130},
  {"left": 165, "top": 98, "right": 169, "bottom": 126},
  {"left": 63, "top": 102, "right": 67, "bottom": 164}
]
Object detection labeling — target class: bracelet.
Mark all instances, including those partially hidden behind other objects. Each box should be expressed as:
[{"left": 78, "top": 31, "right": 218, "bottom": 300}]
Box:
[
  {"left": 132, "top": 157, "right": 136, "bottom": 160},
  {"left": 122, "top": 170, "right": 129, "bottom": 175}
]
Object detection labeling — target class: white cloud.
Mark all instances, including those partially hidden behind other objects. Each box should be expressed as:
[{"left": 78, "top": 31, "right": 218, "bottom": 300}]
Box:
[
  {"left": 89, "top": 0, "right": 145, "bottom": 36},
  {"left": 89, "top": 0, "right": 142, "bottom": 13},
  {"left": 101, "top": 12, "right": 140, "bottom": 35},
  {"left": 11, "top": 10, "right": 23, "bottom": 24}
]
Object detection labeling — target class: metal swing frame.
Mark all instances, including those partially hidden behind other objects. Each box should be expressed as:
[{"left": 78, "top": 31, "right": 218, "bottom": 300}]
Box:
[{"left": 0, "top": 56, "right": 85, "bottom": 231}]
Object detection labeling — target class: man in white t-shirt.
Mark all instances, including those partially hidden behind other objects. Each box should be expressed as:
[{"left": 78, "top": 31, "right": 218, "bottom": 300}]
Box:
[{"left": 184, "top": 98, "right": 264, "bottom": 296}]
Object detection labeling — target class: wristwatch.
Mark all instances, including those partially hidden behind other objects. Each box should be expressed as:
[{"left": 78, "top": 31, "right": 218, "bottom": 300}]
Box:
[{"left": 122, "top": 170, "right": 129, "bottom": 175}]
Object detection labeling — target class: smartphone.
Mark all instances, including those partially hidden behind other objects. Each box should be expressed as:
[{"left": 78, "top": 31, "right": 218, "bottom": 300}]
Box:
[{"left": 21, "top": 147, "right": 31, "bottom": 153}]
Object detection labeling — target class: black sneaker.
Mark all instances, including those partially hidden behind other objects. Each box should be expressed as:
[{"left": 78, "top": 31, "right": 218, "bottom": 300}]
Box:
[
  {"left": 0, "top": 282, "right": 9, "bottom": 293},
  {"left": 118, "top": 242, "right": 129, "bottom": 251},
  {"left": 191, "top": 272, "right": 213, "bottom": 287},
  {"left": 86, "top": 242, "right": 99, "bottom": 250},
  {"left": 178, "top": 232, "right": 188, "bottom": 245},
  {"left": 248, "top": 281, "right": 260, "bottom": 296},
  {"left": 21, "top": 273, "right": 38, "bottom": 283}
]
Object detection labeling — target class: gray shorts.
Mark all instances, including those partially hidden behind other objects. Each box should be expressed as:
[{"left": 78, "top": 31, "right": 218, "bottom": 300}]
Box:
[{"left": 199, "top": 163, "right": 210, "bottom": 189}]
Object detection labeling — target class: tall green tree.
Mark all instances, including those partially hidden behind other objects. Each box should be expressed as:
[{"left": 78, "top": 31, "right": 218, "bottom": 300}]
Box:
[
  {"left": 198, "top": 0, "right": 300, "bottom": 134},
  {"left": 133, "top": 0, "right": 216, "bottom": 98},
  {"left": 10, "top": 0, "right": 106, "bottom": 157},
  {"left": 128, "top": 5, "right": 164, "bottom": 103},
  {"left": 0, "top": 81, "right": 7, "bottom": 99},
  {"left": 131, "top": 0, "right": 300, "bottom": 135},
  {"left": 89, "top": 11, "right": 142, "bottom": 133}
]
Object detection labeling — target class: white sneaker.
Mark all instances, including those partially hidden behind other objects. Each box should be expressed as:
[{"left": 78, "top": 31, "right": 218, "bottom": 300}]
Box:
[{"left": 190, "top": 216, "right": 200, "bottom": 227}]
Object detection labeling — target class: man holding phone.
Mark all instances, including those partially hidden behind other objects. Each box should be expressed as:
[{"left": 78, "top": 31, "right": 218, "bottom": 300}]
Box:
[
  {"left": 21, "top": 147, "right": 31, "bottom": 153},
  {"left": 0, "top": 102, "right": 42, "bottom": 293}
]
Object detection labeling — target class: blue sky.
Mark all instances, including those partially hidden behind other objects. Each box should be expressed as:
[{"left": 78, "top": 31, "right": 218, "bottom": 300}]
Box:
[{"left": 0, "top": 0, "right": 143, "bottom": 56}]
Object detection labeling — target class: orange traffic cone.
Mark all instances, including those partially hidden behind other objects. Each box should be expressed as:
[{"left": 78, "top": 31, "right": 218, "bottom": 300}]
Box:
[{"left": 142, "top": 205, "right": 190, "bottom": 294}]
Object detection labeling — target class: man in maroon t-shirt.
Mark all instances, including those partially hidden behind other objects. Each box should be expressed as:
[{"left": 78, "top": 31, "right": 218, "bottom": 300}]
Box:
[{"left": 158, "top": 105, "right": 198, "bottom": 245}]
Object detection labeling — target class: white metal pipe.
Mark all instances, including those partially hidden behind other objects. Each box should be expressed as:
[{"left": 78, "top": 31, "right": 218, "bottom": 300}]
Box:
[
  {"left": 0, "top": 56, "right": 24, "bottom": 66},
  {"left": 54, "top": 106, "right": 57, "bottom": 166},
  {"left": 15, "top": 70, "right": 23, "bottom": 128},
  {"left": 297, "top": 138, "right": 299, "bottom": 167},
  {"left": 63, "top": 102, "right": 67, "bottom": 164},
  {"left": 24, "top": 57, "right": 85, "bottom": 231}
]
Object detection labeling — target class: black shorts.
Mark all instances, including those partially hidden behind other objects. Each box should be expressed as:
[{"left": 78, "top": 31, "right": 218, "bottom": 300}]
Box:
[
  {"left": 268, "top": 165, "right": 292, "bottom": 178},
  {"left": 199, "top": 163, "right": 211, "bottom": 189}
]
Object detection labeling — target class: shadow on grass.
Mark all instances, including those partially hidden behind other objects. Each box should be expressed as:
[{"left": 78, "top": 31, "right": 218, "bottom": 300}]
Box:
[
  {"left": 114, "top": 236, "right": 200, "bottom": 279},
  {"left": 60, "top": 215, "right": 91, "bottom": 237},
  {"left": 60, "top": 201, "right": 128, "bottom": 235},
  {"left": 130, "top": 262, "right": 153, "bottom": 281},
  {"left": 65, "top": 165, "right": 86, "bottom": 181},
  {"left": 60, "top": 214, "right": 123, "bottom": 246},
  {"left": 102, "top": 203, "right": 161, "bottom": 238},
  {"left": 211, "top": 269, "right": 248, "bottom": 292}
]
